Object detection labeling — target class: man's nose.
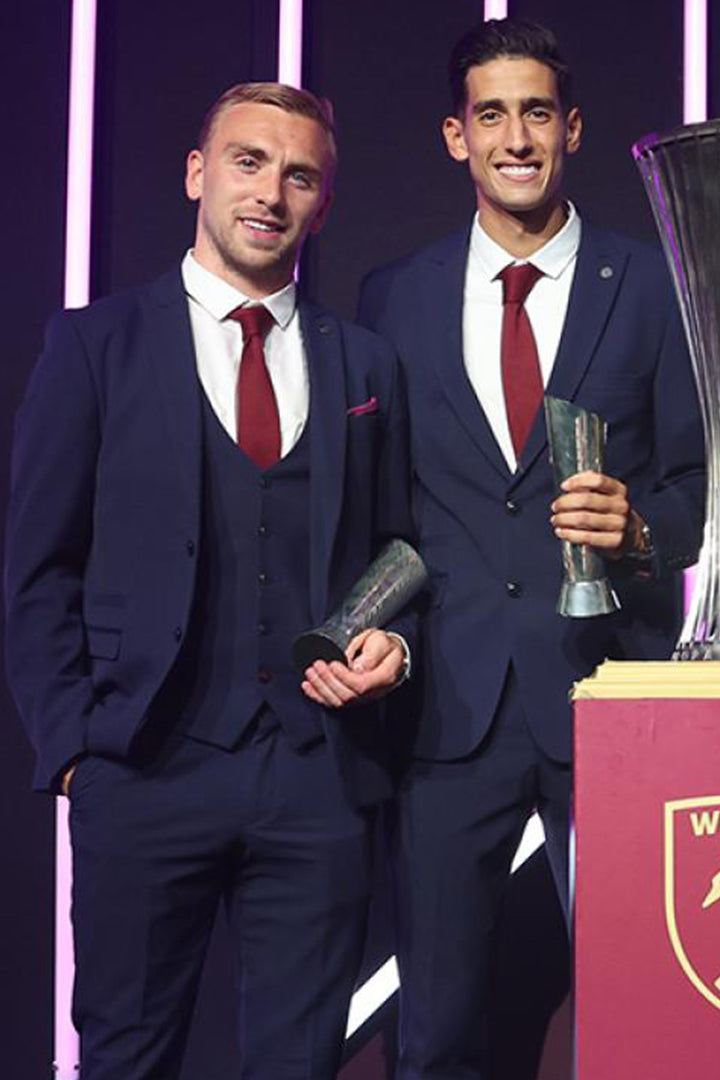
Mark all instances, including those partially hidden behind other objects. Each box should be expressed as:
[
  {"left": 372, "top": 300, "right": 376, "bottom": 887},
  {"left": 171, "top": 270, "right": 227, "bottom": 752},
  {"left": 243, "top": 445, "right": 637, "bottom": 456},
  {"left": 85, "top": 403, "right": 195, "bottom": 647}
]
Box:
[
  {"left": 504, "top": 116, "right": 532, "bottom": 156},
  {"left": 256, "top": 169, "right": 284, "bottom": 209}
]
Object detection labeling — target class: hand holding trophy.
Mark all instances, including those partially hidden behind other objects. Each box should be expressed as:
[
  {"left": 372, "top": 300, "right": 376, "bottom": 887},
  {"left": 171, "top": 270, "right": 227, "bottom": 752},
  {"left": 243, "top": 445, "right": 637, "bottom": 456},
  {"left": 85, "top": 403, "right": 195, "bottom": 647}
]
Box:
[
  {"left": 544, "top": 395, "right": 621, "bottom": 618},
  {"left": 292, "top": 538, "right": 427, "bottom": 673}
]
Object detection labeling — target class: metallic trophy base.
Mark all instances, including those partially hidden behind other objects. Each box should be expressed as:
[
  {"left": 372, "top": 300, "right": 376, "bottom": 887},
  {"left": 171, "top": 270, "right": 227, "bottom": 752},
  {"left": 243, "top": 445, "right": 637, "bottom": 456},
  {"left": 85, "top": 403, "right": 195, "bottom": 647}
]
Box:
[
  {"left": 292, "top": 631, "right": 347, "bottom": 675},
  {"left": 558, "top": 579, "right": 620, "bottom": 618},
  {"left": 673, "top": 640, "right": 720, "bottom": 661}
]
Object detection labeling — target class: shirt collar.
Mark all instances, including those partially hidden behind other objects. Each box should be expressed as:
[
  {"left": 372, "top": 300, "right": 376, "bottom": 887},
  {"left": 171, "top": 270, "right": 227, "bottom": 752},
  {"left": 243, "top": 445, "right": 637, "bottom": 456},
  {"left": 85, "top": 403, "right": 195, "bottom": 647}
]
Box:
[
  {"left": 469, "top": 201, "right": 581, "bottom": 282},
  {"left": 181, "top": 249, "right": 297, "bottom": 329}
]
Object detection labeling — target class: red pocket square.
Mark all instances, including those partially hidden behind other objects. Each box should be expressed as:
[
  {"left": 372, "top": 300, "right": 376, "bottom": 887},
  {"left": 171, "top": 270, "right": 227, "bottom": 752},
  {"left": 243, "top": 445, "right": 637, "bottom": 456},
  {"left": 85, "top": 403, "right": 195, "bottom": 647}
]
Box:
[{"left": 347, "top": 395, "right": 379, "bottom": 417}]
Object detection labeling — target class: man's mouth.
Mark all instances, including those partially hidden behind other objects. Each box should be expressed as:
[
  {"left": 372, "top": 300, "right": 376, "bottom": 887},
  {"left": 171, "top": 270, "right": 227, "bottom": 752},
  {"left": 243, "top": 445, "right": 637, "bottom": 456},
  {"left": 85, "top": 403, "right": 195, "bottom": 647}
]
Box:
[
  {"left": 496, "top": 164, "right": 541, "bottom": 180},
  {"left": 241, "top": 217, "right": 286, "bottom": 235}
]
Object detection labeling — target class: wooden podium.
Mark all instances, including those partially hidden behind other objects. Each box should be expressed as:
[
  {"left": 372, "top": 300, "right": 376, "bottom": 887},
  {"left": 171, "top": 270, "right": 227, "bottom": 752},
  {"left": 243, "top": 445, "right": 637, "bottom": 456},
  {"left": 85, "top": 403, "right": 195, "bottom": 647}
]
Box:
[{"left": 573, "top": 662, "right": 720, "bottom": 1078}]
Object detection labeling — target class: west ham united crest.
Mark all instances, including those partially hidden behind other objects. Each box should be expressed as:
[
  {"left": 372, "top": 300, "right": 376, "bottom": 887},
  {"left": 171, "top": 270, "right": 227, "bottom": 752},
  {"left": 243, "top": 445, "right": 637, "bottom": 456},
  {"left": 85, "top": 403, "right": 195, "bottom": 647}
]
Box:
[{"left": 665, "top": 797, "right": 720, "bottom": 1011}]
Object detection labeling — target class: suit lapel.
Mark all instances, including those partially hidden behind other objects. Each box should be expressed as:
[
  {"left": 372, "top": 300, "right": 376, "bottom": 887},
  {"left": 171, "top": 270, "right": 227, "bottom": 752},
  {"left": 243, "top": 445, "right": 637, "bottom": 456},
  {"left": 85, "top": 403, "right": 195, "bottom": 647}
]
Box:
[
  {"left": 427, "top": 230, "right": 512, "bottom": 481},
  {"left": 301, "top": 299, "right": 347, "bottom": 623},
  {"left": 517, "top": 223, "right": 628, "bottom": 479},
  {"left": 146, "top": 269, "right": 203, "bottom": 518}
]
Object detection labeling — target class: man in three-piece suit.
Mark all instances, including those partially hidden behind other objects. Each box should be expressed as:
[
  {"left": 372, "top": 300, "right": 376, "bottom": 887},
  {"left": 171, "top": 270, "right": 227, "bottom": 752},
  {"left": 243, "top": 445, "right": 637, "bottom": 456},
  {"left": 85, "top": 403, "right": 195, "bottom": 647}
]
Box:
[
  {"left": 5, "top": 82, "right": 414, "bottom": 1080},
  {"left": 358, "top": 19, "right": 705, "bottom": 1079}
]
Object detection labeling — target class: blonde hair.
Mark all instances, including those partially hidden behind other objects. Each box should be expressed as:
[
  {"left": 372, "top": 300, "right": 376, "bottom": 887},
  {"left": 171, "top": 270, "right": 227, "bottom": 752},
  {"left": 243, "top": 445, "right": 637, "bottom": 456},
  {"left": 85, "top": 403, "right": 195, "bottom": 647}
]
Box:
[{"left": 197, "top": 82, "right": 337, "bottom": 172}]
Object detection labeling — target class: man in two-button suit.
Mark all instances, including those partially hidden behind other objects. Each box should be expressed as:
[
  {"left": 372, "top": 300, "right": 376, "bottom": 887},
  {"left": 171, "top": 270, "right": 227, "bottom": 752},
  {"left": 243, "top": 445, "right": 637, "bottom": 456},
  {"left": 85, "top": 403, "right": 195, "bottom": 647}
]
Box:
[
  {"left": 5, "top": 83, "right": 414, "bottom": 1080},
  {"left": 359, "top": 19, "right": 705, "bottom": 1080}
]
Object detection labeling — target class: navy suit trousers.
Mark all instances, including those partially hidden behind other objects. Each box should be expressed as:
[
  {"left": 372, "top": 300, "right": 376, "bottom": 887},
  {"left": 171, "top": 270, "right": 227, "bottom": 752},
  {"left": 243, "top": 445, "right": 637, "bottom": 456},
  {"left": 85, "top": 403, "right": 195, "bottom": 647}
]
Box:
[
  {"left": 393, "top": 670, "right": 571, "bottom": 1080},
  {"left": 69, "top": 714, "right": 373, "bottom": 1080}
]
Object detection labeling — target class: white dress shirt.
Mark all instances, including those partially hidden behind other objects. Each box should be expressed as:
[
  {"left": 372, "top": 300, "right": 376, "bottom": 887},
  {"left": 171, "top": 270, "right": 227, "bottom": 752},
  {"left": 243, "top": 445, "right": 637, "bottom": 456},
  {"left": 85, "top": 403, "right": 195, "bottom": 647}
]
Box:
[
  {"left": 182, "top": 252, "right": 411, "bottom": 675},
  {"left": 463, "top": 202, "right": 582, "bottom": 471},
  {"left": 181, "top": 250, "right": 308, "bottom": 455}
]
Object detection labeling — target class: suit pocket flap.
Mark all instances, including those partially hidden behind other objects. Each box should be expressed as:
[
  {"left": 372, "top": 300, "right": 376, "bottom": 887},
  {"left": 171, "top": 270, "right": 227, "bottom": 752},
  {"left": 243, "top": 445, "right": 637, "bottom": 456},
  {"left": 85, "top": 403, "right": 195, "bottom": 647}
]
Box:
[{"left": 86, "top": 626, "right": 122, "bottom": 660}]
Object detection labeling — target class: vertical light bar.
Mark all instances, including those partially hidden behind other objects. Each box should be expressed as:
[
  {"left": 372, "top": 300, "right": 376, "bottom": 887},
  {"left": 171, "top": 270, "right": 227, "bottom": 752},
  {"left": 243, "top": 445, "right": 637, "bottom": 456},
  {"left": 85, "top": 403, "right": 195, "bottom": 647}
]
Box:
[
  {"left": 278, "top": 0, "right": 303, "bottom": 88},
  {"left": 64, "top": 0, "right": 98, "bottom": 309},
  {"left": 58, "top": 0, "right": 98, "bottom": 1076},
  {"left": 683, "top": 0, "right": 708, "bottom": 124},
  {"left": 484, "top": 0, "right": 508, "bottom": 19},
  {"left": 278, "top": 0, "right": 303, "bottom": 281},
  {"left": 55, "top": 802, "right": 78, "bottom": 1079}
]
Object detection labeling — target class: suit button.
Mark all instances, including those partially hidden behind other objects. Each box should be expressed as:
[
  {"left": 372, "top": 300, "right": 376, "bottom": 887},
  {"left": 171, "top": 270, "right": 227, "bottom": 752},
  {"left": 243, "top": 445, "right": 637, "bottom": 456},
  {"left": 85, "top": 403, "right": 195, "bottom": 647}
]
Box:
[
  {"left": 258, "top": 524, "right": 268, "bottom": 538},
  {"left": 258, "top": 667, "right": 273, "bottom": 684},
  {"left": 505, "top": 499, "right": 520, "bottom": 515},
  {"left": 173, "top": 626, "right": 183, "bottom": 641},
  {"left": 258, "top": 572, "right": 269, "bottom": 585},
  {"left": 258, "top": 622, "right": 269, "bottom": 635},
  {"left": 506, "top": 582, "right": 522, "bottom": 598},
  {"left": 186, "top": 539, "right": 195, "bottom": 556}
]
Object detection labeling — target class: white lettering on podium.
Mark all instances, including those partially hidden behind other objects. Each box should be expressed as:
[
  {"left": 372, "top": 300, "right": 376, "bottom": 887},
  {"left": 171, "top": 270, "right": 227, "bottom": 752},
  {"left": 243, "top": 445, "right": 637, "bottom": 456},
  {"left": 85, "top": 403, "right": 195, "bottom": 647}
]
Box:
[{"left": 690, "top": 810, "right": 720, "bottom": 837}]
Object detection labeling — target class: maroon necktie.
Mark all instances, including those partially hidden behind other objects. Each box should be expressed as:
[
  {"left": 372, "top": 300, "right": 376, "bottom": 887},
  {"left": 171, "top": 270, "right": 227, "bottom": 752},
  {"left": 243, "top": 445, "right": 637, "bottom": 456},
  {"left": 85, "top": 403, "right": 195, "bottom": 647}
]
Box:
[
  {"left": 498, "top": 263, "right": 544, "bottom": 458},
  {"left": 229, "top": 305, "right": 280, "bottom": 470}
]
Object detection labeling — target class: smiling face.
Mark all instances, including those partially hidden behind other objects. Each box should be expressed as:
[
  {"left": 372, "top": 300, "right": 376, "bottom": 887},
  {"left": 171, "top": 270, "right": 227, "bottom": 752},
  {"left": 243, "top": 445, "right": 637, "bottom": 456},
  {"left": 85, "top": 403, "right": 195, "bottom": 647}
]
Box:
[
  {"left": 443, "top": 56, "right": 582, "bottom": 251},
  {"left": 185, "top": 101, "right": 334, "bottom": 297}
]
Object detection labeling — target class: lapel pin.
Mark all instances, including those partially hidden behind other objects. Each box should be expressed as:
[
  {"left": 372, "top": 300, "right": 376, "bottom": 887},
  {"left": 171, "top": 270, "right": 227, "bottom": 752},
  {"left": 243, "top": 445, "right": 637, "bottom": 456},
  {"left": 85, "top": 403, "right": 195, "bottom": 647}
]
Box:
[
  {"left": 599, "top": 265, "right": 614, "bottom": 279},
  {"left": 318, "top": 321, "right": 331, "bottom": 334}
]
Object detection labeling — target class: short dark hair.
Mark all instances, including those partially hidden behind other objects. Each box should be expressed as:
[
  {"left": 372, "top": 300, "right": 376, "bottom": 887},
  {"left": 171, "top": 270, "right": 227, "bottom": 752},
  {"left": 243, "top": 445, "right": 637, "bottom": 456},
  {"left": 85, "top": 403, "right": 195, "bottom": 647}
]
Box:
[
  {"left": 197, "top": 82, "right": 337, "bottom": 171},
  {"left": 448, "top": 18, "right": 573, "bottom": 116}
]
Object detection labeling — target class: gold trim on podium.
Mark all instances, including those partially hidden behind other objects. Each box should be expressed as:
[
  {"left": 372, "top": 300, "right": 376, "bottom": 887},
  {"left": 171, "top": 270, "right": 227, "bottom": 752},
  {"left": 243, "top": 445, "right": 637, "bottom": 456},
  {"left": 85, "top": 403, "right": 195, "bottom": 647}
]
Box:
[{"left": 573, "top": 660, "right": 720, "bottom": 699}]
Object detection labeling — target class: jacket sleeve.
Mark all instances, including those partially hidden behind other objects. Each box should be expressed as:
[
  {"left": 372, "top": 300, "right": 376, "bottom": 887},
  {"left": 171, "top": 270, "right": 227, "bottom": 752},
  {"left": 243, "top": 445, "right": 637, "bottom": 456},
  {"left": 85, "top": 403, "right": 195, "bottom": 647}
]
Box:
[
  {"left": 4, "top": 311, "right": 102, "bottom": 791},
  {"left": 367, "top": 305, "right": 419, "bottom": 661}
]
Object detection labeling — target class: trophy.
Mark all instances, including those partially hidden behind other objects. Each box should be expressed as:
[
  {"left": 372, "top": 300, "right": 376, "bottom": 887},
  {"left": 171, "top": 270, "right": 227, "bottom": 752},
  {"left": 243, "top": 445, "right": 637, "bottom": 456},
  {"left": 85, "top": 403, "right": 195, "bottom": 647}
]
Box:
[
  {"left": 544, "top": 395, "right": 620, "bottom": 618},
  {"left": 292, "top": 538, "right": 428, "bottom": 674},
  {"left": 633, "top": 122, "right": 720, "bottom": 659}
]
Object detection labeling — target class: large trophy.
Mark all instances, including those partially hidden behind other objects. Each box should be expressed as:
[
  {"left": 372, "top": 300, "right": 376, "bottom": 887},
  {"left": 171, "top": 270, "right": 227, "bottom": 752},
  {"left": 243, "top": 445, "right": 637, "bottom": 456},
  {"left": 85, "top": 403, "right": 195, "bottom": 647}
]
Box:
[
  {"left": 292, "top": 539, "right": 427, "bottom": 674},
  {"left": 633, "top": 122, "right": 720, "bottom": 659},
  {"left": 544, "top": 395, "right": 620, "bottom": 618}
]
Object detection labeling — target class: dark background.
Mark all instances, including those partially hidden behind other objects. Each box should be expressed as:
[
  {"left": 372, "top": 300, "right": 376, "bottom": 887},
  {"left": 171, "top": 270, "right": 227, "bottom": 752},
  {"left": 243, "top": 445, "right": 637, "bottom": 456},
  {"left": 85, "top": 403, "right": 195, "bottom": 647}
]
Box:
[{"left": 2, "top": 1, "right": 716, "bottom": 1077}]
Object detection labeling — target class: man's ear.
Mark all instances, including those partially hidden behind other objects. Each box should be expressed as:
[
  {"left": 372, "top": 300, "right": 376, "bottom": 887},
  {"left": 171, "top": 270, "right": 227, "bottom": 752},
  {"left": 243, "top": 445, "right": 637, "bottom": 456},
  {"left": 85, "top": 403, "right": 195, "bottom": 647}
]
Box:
[
  {"left": 309, "top": 189, "right": 334, "bottom": 236},
  {"left": 443, "top": 115, "right": 470, "bottom": 163},
  {"left": 185, "top": 149, "right": 204, "bottom": 201},
  {"left": 565, "top": 106, "right": 583, "bottom": 156}
]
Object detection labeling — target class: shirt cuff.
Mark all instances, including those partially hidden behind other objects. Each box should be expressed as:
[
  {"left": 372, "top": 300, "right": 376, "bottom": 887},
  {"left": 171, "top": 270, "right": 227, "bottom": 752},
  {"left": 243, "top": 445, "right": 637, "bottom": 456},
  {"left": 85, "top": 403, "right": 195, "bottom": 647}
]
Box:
[{"left": 386, "top": 632, "right": 411, "bottom": 688}]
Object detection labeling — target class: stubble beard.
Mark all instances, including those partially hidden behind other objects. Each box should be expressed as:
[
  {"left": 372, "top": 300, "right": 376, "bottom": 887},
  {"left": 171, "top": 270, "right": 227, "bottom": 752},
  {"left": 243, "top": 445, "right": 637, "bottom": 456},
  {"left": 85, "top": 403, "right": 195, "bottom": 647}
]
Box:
[{"left": 209, "top": 215, "right": 294, "bottom": 293}]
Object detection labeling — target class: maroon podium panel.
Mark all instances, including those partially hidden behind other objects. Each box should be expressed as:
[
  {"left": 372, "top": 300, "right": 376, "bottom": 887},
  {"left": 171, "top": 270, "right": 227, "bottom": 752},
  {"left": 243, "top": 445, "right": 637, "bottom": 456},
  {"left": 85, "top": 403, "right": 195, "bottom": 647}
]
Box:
[{"left": 575, "top": 697, "right": 720, "bottom": 1078}]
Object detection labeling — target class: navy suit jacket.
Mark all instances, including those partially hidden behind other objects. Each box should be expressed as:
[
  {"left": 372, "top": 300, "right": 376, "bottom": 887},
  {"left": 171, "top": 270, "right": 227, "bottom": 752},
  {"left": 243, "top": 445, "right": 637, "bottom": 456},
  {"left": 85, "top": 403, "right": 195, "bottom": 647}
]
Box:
[
  {"left": 359, "top": 221, "right": 705, "bottom": 763},
  {"left": 5, "top": 268, "right": 414, "bottom": 803}
]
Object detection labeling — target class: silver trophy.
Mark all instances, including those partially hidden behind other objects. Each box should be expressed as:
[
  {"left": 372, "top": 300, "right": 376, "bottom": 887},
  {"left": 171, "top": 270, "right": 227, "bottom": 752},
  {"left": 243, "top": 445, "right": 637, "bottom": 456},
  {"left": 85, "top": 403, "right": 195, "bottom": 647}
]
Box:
[
  {"left": 544, "top": 395, "right": 620, "bottom": 618},
  {"left": 292, "top": 538, "right": 427, "bottom": 673},
  {"left": 633, "top": 122, "right": 720, "bottom": 659}
]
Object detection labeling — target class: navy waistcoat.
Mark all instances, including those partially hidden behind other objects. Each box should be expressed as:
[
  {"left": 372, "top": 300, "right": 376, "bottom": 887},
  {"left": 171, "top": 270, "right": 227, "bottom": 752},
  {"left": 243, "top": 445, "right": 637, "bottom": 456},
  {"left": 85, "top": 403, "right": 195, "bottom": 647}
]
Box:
[{"left": 159, "top": 392, "right": 323, "bottom": 749}]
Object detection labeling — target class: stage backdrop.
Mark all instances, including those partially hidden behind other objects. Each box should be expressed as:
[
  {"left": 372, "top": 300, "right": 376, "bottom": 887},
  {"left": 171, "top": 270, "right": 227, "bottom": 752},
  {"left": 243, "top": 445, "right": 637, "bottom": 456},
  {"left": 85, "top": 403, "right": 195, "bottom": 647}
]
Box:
[{"left": 2, "top": 1, "right": 716, "bottom": 1077}]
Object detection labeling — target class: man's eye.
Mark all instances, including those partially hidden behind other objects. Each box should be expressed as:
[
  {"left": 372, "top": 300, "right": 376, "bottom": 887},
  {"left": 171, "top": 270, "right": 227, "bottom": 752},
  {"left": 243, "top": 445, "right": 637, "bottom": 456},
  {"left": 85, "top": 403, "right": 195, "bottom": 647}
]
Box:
[
  {"left": 527, "top": 109, "right": 551, "bottom": 122},
  {"left": 289, "top": 171, "right": 312, "bottom": 188},
  {"left": 479, "top": 111, "right": 501, "bottom": 125},
  {"left": 236, "top": 156, "right": 257, "bottom": 170}
]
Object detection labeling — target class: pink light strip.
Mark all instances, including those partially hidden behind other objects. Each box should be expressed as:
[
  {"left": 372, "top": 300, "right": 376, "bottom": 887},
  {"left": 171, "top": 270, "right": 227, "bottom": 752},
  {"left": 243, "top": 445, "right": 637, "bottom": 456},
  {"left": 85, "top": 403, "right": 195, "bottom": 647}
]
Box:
[
  {"left": 484, "top": 0, "right": 508, "bottom": 19},
  {"left": 277, "top": 0, "right": 303, "bottom": 88},
  {"left": 57, "top": 0, "right": 98, "bottom": 1076},
  {"left": 683, "top": 0, "right": 708, "bottom": 123},
  {"left": 55, "top": 801, "right": 78, "bottom": 1080},
  {"left": 64, "top": 0, "right": 98, "bottom": 309}
]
